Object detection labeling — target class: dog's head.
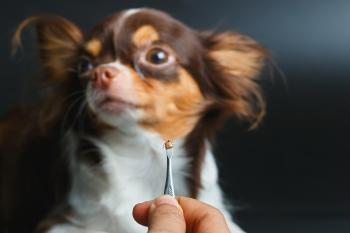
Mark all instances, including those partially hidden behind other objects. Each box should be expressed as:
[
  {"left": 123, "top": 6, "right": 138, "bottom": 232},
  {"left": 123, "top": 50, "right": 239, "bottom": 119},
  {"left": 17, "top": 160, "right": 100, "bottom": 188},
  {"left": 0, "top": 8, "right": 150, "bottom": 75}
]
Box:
[{"left": 13, "top": 8, "right": 266, "bottom": 139}]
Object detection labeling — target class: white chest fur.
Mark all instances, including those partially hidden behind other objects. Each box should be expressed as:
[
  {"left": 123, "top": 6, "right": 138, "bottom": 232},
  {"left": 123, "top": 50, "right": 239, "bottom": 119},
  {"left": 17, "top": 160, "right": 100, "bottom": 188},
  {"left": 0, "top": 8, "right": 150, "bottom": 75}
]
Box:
[{"left": 67, "top": 129, "right": 191, "bottom": 232}]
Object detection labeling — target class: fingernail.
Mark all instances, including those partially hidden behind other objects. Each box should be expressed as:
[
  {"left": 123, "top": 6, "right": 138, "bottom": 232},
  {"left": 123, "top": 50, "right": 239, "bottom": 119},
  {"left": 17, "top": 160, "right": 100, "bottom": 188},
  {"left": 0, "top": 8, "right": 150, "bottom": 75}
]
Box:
[
  {"left": 136, "top": 200, "right": 152, "bottom": 206},
  {"left": 155, "top": 195, "right": 178, "bottom": 207},
  {"left": 150, "top": 195, "right": 180, "bottom": 212}
]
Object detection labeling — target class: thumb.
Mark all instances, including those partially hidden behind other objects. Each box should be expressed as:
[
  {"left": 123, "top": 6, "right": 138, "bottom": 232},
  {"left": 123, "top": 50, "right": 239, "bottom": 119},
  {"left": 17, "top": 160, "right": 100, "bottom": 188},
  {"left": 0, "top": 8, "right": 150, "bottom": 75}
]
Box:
[{"left": 147, "top": 195, "right": 186, "bottom": 233}]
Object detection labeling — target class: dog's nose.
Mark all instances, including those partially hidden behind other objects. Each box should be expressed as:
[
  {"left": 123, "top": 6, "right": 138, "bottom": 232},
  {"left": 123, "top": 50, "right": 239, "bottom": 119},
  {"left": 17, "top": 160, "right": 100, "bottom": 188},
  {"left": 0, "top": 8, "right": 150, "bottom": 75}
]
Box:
[{"left": 92, "top": 67, "right": 118, "bottom": 89}]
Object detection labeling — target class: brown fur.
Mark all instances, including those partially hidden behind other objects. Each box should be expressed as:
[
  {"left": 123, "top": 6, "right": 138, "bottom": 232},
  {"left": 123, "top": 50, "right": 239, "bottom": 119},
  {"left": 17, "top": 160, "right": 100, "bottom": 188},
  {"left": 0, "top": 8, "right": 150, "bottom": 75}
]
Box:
[
  {"left": 13, "top": 15, "right": 83, "bottom": 80},
  {"left": 207, "top": 32, "right": 266, "bottom": 124}
]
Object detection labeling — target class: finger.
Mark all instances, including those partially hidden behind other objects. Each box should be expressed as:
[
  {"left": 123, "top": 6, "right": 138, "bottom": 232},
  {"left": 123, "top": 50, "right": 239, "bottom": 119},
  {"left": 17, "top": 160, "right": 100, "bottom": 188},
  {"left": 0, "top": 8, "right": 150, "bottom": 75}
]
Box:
[
  {"left": 177, "top": 196, "right": 230, "bottom": 233},
  {"left": 133, "top": 200, "right": 152, "bottom": 226},
  {"left": 148, "top": 195, "right": 186, "bottom": 233}
]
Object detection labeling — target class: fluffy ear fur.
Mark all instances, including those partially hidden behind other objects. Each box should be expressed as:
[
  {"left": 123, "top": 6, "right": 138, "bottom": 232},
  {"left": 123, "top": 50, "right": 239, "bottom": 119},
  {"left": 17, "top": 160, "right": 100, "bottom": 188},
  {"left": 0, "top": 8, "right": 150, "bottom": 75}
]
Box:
[
  {"left": 11, "top": 15, "right": 84, "bottom": 131},
  {"left": 203, "top": 32, "right": 267, "bottom": 127},
  {"left": 12, "top": 15, "right": 83, "bottom": 80}
]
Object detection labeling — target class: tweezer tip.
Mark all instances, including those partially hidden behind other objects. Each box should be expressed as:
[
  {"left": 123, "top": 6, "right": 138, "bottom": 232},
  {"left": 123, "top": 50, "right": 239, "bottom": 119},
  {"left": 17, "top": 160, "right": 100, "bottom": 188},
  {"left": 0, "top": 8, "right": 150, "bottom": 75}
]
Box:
[{"left": 164, "top": 140, "right": 173, "bottom": 150}]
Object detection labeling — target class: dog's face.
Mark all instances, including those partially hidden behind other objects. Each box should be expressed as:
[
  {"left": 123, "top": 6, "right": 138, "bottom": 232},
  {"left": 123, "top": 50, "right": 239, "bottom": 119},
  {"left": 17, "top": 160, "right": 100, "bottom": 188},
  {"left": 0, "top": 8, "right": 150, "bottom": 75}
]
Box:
[
  {"left": 14, "top": 8, "right": 266, "bottom": 139},
  {"left": 82, "top": 9, "right": 206, "bottom": 138}
]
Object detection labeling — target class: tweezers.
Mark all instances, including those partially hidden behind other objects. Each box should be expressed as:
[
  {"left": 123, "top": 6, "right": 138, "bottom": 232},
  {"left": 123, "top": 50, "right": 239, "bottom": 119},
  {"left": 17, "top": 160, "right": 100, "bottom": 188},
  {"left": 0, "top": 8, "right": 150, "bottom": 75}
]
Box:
[{"left": 164, "top": 140, "right": 175, "bottom": 197}]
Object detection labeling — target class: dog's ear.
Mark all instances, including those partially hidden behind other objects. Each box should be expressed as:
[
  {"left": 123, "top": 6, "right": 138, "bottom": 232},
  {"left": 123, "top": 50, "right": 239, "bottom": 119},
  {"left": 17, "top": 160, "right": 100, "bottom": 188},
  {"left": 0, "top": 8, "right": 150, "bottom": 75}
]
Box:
[
  {"left": 202, "top": 32, "right": 267, "bottom": 127},
  {"left": 12, "top": 15, "right": 83, "bottom": 80}
]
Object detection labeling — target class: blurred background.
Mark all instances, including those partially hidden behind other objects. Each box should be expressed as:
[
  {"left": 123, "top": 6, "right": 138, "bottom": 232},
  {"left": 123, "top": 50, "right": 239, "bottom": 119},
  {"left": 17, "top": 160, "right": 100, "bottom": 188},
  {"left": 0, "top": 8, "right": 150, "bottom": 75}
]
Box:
[{"left": 1, "top": 0, "right": 350, "bottom": 232}]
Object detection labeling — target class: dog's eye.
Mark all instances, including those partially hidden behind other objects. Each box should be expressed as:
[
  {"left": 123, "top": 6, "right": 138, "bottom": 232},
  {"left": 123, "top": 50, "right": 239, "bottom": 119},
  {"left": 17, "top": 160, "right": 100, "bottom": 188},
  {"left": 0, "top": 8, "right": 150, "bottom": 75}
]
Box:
[
  {"left": 146, "top": 48, "right": 168, "bottom": 65},
  {"left": 77, "top": 58, "right": 93, "bottom": 75}
]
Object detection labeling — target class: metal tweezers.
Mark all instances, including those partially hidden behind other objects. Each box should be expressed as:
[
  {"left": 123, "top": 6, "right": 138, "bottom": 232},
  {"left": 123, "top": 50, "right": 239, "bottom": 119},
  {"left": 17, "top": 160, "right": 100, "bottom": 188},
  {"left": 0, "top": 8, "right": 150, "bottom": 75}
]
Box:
[{"left": 164, "top": 140, "right": 175, "bottom": 197}]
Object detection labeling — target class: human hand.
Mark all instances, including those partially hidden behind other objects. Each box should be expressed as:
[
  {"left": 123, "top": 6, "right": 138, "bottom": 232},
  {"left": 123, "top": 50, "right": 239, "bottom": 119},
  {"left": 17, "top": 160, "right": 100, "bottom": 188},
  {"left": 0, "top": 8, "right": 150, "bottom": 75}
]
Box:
[{"left": 133, "top": 195, "right": 231, "bottom": 233}]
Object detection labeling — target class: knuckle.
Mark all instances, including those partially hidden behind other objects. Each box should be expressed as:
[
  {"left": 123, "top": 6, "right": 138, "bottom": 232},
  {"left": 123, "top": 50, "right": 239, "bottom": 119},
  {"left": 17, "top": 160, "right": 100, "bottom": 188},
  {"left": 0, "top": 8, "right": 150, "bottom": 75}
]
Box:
[{"left": 209, "top": 207, "right": 226, "bottom": 219}]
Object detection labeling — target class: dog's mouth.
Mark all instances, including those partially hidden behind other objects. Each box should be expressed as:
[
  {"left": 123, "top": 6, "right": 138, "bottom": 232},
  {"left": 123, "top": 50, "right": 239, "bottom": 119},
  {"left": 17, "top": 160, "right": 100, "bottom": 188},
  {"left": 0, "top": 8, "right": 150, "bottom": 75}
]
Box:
[{"left": 96, "top": 96, "right": 140, "bottom": 113}]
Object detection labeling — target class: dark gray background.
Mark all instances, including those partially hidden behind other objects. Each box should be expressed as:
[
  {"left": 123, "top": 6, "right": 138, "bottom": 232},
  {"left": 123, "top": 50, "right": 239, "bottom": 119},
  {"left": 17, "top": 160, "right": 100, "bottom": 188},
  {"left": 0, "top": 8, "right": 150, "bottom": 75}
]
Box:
[{"left": 1, "top": 0, "right": 350, "bottom": 232}]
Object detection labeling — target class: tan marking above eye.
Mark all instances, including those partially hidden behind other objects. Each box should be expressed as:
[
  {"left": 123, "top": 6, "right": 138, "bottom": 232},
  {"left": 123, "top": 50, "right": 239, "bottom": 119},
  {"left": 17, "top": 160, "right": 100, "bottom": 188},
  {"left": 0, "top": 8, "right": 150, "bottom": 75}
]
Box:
[
  {"left": 132, "top": 25, "right": 159, "bottom": 47},
  {"left": 85, "top": 39, "right": 102, "bottom": 57}
]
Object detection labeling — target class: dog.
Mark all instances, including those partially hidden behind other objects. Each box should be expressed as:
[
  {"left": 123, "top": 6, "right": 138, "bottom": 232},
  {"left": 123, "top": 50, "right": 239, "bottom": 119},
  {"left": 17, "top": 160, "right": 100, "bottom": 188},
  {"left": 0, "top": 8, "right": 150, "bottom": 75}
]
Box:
[{"left": 0, "top": 8, "right": 266, "bottom": 233}]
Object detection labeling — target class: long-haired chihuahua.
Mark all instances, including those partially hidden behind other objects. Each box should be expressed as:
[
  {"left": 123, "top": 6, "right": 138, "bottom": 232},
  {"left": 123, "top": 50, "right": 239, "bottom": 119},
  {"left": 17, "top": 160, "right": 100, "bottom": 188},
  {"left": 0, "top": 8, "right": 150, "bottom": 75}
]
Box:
[{"left": 1, "top": 8, "right": 266, "bottom": 233}]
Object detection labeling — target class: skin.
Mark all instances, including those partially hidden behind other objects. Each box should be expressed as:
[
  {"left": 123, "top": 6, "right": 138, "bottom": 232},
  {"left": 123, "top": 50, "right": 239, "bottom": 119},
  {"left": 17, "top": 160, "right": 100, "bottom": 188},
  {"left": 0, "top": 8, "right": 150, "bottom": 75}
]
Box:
[{"left": 133, "top": 195, "right": 231, "bottom": 233}]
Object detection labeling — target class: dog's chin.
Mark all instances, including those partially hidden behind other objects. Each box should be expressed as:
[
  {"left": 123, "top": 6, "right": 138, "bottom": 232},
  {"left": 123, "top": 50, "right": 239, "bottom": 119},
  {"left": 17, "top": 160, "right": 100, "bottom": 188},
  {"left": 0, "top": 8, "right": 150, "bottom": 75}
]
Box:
[{"left": 88, "top": 100, "right": 142, "bottom": 132}]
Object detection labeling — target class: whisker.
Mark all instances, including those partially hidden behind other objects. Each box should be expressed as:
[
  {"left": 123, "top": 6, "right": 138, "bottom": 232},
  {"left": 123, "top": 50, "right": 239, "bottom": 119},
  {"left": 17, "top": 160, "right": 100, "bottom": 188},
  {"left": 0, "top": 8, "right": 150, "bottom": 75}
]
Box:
[
  {"left": 61, "top": 90, "right": 85, "bottom": 104},
  {"left": 79, "top": 148, "right": 101, "bottom": 156},
  {"left": 75, "top": 100, "right": 88, "bottom": 136},
  {"left": 60, "top": 95, "right": 84, "bottom": 134}
]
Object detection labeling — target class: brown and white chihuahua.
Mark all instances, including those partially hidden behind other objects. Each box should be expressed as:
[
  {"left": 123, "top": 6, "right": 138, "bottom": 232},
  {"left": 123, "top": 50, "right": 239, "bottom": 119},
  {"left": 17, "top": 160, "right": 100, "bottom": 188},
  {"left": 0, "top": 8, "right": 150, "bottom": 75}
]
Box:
[{"left": 1, "top": 8, "right": 266, "bottom": 233}]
